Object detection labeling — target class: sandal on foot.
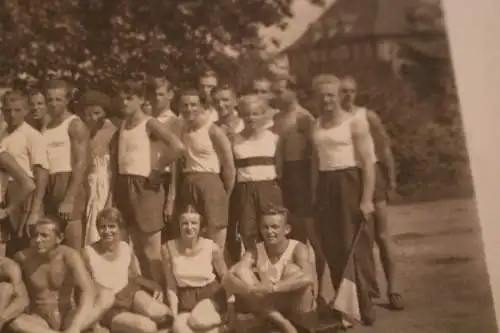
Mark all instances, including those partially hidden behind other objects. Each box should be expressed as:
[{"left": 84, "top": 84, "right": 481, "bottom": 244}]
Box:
[{"left": 388, "top": 292, "right": 405, "bottom": 311}]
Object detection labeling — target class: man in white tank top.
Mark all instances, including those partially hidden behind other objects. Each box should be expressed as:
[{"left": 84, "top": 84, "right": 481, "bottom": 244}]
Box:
[
  {"left": 1, "top": 91, "right": 49, "bottom": 257},
  {"left": 340, "top": 76, "right": 403, "bottom": 310},
  {"left": 223, "top": 206, "right": 317, "bottom": 333},
  {"left": 113, "top": 79, "right": 185, "bottom": 289},
  {"left": 149, "top": 76, "right": 181, "bottom": 230},
  {"left": 42, "top": 79, "right": 90, "bottom": 250},
  {"left": 198, "top": 70, "right": 219, "bottom": 123},
  {"left": 213, "top": 84, "right": 244, "bottom": 138},
  {"left": 178, "top": 88, "right": 235, "bottom": 251}
]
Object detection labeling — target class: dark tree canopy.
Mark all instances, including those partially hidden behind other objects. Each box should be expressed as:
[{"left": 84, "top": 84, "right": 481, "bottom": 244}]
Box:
[{"left": 0, "top": 0, "right": 323, "bottom": 90}]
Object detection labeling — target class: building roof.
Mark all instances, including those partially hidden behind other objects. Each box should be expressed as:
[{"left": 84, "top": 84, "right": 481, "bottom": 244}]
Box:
[{"left": 283, "top": 0, "right": 442, "bottom": 54}]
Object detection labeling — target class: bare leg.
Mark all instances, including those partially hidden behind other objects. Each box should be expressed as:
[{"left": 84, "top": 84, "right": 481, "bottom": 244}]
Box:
[
  {"left": 0, "top": 282, "right": 14, "bottom": 331},
  {"left": 64, "top": 219, "right": 83, "bottom": 250},
  {"left": 10, "top": 314, "right": 58, "bottom": 333},
  {"left": 233, "top": 266, "right": 298, "bottom": 333},
  {"left": 79, "top": 288, "right": 115, "bottom": 331},
  {"left": 187, "top": 299, "right": 223, "bottom": 331},
  {"left": 303, "top": 217, "right": 326, "bottom": 298},
  {"left": 110, "top": 312, "right": 158, "bottom": 333},
  {"left": 138, "top": 231, "right": 164, "bottom": 287},
  {"left": 373, "top": 201, "right": 399, "bottom": 295},
  {"left": 208, "top": 227, "right": 227, "bottom": 252},
  {"left": 132, "top": 290, "right": 171, "bottom": 323}
]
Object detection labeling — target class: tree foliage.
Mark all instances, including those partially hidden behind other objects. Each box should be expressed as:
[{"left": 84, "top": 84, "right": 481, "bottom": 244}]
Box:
[{"left": 0, "top": 0, "right": 322, "bottom": 90}]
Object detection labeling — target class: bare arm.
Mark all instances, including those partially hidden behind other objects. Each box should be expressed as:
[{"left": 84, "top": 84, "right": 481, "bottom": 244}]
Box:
[
  {"left": 272, "top": 242, "right": 314, "bottom": 293},
  {"left": 366, "top": 110, "right": 396, "bottom": 188},
  {"left": 0, "top": 258, "right": 29, "bottom": 323},
  {"left": 28, "top": 133, "right": 49, "bottom": 216},
  {"left": 65, "top": 118, "right": 90, "bottom": 203},
  {"left": 161, "top": 245, "right": 179, "bottom": 317},
  {"left": 352, "top": 115, "right": 376, "bottom": 206},
  {"left": 209, "top": 125, "right": 235, "bottom": 195},
  {"left": 275, "top": 135, "right": 285, "bottom": 180},
  {"left": 0, "top": 151, "right": 35, "bottom": 216},
  {"left": 65, "top": 247, "right": 95, "bottom": 331},
  {"left": 128, "top": 251, "right": 140, "bottom": 280},
  {"left": 147, "top": 118, "right": 185, "bottom": 169},
  {"left": 222, "top": 251, "right": 256, "bottom": 295}
]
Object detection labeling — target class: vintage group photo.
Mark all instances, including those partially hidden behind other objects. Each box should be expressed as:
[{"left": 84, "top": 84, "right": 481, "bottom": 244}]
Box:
[{"left": 0, "top": 0, "right": 496, "bottom": 332}]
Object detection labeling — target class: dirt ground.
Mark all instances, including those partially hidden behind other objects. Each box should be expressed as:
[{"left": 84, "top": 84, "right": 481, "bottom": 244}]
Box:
[{"left": 316, "top": 198, "right": 497, "bottom": 333}]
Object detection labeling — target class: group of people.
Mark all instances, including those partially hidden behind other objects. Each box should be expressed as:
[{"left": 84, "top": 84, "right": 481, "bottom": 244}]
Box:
[{"left": 0, "top": 69, "right": 404, "bottom": 333}]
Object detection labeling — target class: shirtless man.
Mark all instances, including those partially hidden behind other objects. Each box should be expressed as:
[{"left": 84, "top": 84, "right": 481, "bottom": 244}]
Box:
[
  {"left": 340, "top": 76, "right": 403, "bottom": 310},
  {"left": 27, "top": 89, "right": 50, "bottom": 132},
  {"left": 2, "top": 91, "right": 49, "bottom": 257},
  {"left": 213, "top": 84, "right": 244, "bottom": 138},
  {"left": 10, "top": 217, "right": 113, "bottom": 333},
  {"left": 0, "top": 256, "right": 30, "bottom": 331},
  {"left": 149, "top": 76, "right": 181, "bottom": 231},
  {"left": 271, "top": 74, "right": 326, "bottom": 301},
  {"left": 42, "top": 80, "right": 90, "bottom": 250},
  {"left": 223, "top": 205, "right": 316, "bottom": 333},
  {"left": 198, "top": 70, "right": 219, "bottom": 123}
]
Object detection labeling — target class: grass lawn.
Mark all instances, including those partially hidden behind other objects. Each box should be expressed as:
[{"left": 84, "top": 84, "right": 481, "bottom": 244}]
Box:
[{"left": 316, "top": 198, "right": 497, "bottom": 333}]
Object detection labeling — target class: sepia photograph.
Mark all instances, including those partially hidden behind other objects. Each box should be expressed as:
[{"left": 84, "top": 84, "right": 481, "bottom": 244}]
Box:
[{"left": 0, "top": 0, "right": 496, "bottom": 333}]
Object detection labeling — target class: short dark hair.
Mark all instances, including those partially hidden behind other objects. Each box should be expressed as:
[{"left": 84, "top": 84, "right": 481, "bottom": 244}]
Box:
[
  {"left": 212, "top": 83, "right": 236, "bottom": 97},
  {"left": 261, "top": 204, "right": 289, "bottom": 222},
  {"left": 117, "top": 80, "right": 144, "bottom": 97},
  {"left": 273, "top": 73, "right": 297, "bottom": 91},
  {"left": 2, "top": 90, "right": 28, "bottom": 107},
  {"left": 199, "top": 69, "right": 217, "bottom": 80},
  {"left": 36, "top": 216, "right": 64, "bottom": 235},
  {"left": 43, "top": 79, "right": 73, "bottom": 98}
]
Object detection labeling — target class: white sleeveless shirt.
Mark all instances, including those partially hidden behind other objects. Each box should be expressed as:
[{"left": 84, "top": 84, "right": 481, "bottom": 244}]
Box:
[
  {"left": 181, "top": 121, "right": 220, "bottom": 173},
  {"left": 313, "top": 116, "right": 358, "bottom": 171},
  {"left": 118, "top": 117, "right": 152, "bottom": 177},
  {"left": 256, "top": 240, "right": 298, "bottom": 284},
  {"left": 232, "top": 130, "right": 278, "bottom": 182},
  {"left": 84, "top": 241, "right": 131, "bottom": 294},
  {"left": 167, "top": 237, "right": 217, "bottom": 288},
  {"left": 43, "top": 115, "right": 77, "bottom": 174}
]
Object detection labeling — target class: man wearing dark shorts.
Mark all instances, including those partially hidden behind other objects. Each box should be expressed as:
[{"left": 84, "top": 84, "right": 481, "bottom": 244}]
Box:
[{"left": 42, "top": 79, "right": 89, "bottom": 250}]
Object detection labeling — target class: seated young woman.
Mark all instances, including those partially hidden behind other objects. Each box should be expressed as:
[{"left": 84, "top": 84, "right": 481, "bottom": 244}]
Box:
[
  {"left": 223, "top": 205, "right": 317, "bottom": 333},
  {"left": 9, "top": 216, "right": 112, "bottom": 333},
  {"left": 161, "top": 205, "right": 232, "bottom": 333},
  {"left": 81, "top": 207, "right": 171, "bottom": 333}
]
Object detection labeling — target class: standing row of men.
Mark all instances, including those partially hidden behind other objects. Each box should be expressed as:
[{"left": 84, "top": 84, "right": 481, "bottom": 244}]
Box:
[{"left": 0, "top": 69, "right": 403, "bottom": 332}]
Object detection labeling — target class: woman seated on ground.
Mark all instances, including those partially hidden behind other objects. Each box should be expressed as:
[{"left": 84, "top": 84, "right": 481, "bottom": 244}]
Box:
[
  {"left": 82, "top": 208, "right": 171, "bottom": 333},
  {"left": 161, "top": 205, "right": 232, "bottom": 333},
  {"left": 223, "top": 205, "right": 316, "bottom": 333}
]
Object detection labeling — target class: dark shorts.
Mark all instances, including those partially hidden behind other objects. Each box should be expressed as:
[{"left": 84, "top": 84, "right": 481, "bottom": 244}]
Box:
[
  {"left": 229, "top": 180, "right": 283, "bottom": 249},
  {"left": 179, "top": 173, "right": 228, "bottom": 231},
  {"left": 5, "top": 181, "right": 37, "bottom": 257},
  {"left": 115, "top": 174, "right": 165, "bottom": 234},
  {"left": 44, "top": 172, "right": 87, "bottom": 225},
  {"left": 178, "top": 280, "right": 227, "bottom": 313},
  {"left": 101, "top": 281, "right": 142, "bottom": 327},
  {"left": 281, "top": 160, "right": 312, "bottom": 217},
  {"left": 373, "top": 162, "right": 389, "bottom": 203}
]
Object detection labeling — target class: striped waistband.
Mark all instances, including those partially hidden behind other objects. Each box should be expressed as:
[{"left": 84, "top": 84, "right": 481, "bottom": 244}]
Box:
[{"left": 235, "top": 156, "right": 275, "bottom": 168}]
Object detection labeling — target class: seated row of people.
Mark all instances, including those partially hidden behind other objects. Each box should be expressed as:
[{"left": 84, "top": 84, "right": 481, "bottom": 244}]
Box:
[{"left": 0, "top": 204, "right": 315, "bottom": 333}]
